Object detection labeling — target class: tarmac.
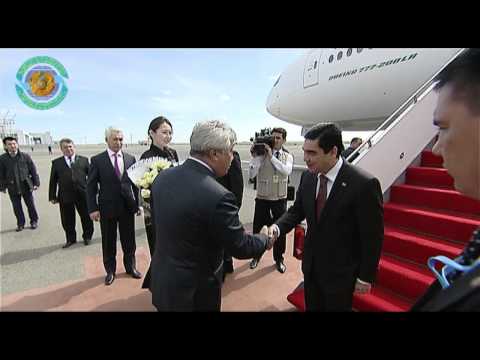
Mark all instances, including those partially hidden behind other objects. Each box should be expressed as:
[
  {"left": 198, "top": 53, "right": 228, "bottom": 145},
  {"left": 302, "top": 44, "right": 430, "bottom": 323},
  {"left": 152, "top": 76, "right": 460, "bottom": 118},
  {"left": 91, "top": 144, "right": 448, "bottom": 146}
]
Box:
[{"left": 1, "top": 144, "right": 303, "bottom": 311}]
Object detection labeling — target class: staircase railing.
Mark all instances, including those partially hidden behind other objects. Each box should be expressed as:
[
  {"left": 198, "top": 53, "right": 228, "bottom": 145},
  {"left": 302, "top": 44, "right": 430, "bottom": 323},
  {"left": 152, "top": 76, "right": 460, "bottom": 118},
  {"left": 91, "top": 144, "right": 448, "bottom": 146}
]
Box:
[{"left": 347, "top": 48, "right": 467, "bottom": 164}]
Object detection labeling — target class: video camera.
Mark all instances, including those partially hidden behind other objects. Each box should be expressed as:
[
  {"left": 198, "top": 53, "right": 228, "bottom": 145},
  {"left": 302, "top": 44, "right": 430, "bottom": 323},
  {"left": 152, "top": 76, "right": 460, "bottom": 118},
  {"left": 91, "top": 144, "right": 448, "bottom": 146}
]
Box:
[{"left": 250, "top": 128, "right": 275, "bottom": 156}]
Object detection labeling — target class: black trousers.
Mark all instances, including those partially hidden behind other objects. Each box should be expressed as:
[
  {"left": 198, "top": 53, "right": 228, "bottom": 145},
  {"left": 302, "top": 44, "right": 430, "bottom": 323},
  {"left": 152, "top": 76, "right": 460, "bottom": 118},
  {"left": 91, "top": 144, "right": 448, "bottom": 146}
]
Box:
[
  {"left": 304, "top": 272, "right": 355, "bottom": 312},
  {"left": 100, "top": 210, "right": 136, "bottom": 274},
  {"left": 9, "top": 191, "right": 38, "bottom": 227},
  {"left": 141, "top": 222, "right": 155, "bottom": 289},
  {"left": 253, "top": 198, "right": 287, "bottom": 262},
  {"left": 145, "top": 222, "right": 155, "bottom": 257},
  {"left": 59, "top": 192, "right": 94, "bottom": 243},
  {"left": 193, "top": 277, "right": 222, "bottom": 311},
  {"left": 154, "top": 276, "right": 222, "bottom": 312}
]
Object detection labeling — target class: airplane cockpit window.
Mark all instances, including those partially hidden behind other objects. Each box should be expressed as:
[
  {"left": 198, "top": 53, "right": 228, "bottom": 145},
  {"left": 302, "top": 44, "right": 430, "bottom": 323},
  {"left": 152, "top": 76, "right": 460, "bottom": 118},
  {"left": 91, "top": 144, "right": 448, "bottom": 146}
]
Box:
[
  {"left": 337, "top": 51, "right": 343, "bottom": 60},
  {"left": 329, "top": 55, "right": 334, "bottom": 63},
  {"left": 347, "top": 48, "right": 352, "bottom": 57},
  {"left": 273, "top": 76, "right": 281, "bottom": 87},
  {"left": 357, "top": 48, "right": 363, "bottom": 53}
]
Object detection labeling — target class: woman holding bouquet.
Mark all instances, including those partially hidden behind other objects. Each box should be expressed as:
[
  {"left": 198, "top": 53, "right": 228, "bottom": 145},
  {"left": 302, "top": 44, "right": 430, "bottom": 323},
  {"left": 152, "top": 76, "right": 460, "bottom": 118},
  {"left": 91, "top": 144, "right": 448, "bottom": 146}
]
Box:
[{"left": 141, "top": 116, "right": 178, "bottom": 289}]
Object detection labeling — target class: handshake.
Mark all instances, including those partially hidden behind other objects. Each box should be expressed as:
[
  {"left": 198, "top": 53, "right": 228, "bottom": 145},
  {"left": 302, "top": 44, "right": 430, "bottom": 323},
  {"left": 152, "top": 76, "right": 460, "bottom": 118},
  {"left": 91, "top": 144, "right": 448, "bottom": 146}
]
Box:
[{"left": 260, "top": 225, "right": 279, "bottom": 250}]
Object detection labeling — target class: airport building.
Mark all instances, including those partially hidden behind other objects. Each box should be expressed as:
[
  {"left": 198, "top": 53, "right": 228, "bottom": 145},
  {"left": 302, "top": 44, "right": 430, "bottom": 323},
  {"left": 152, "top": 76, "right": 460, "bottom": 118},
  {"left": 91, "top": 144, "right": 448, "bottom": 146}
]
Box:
[{"left": 1, "top": 114, "right": 53, "bottom": 145}]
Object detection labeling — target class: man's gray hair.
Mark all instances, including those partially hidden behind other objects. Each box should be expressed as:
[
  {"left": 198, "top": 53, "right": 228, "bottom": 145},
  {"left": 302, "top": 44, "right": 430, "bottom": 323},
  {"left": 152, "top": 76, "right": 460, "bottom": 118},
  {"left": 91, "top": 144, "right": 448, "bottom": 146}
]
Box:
[
  {"left": 190, "top": 120, "right": 237, "bottom": 155},
  {"left": 105, "top": 126, "right": 123, "bottom": 140}
]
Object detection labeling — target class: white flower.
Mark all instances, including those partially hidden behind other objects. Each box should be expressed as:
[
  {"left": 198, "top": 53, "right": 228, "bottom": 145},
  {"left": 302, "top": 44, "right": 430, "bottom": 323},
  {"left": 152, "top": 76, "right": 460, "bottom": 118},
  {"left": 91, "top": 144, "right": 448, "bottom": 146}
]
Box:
[
  {"left": 141, "top": 189, "right": 151, "bottom": 199},
  {"left": 151, "top": 159, "right": 171, "bottom": 172}
]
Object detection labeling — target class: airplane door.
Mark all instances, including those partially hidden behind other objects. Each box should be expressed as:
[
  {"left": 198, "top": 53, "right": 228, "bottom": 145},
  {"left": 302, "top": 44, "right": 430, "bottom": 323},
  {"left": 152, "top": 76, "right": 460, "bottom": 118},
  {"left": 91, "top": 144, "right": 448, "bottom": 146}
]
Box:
[{"left": 303, "top": 49, "right": 322, "bottom": 88}]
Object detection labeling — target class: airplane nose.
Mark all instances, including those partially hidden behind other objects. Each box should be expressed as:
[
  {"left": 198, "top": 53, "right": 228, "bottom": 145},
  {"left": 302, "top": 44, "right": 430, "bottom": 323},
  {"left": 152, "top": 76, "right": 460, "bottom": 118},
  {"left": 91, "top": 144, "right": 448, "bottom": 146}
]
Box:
[{"left": 266, "top": 87, "right": 280, "bottom": 117}]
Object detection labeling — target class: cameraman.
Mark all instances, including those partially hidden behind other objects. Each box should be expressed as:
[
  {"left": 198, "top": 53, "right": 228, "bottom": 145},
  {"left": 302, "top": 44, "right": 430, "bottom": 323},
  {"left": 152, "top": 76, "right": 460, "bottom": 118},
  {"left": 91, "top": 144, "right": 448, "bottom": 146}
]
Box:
[{"left": 248, "top": 127, "right": 293, "bottom": 273}]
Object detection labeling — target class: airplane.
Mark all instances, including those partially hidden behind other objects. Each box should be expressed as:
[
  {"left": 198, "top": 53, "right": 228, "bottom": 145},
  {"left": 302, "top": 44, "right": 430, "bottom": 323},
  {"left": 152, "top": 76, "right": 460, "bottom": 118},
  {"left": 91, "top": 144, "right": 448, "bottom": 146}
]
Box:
[{"left": 266, "top": 48, "right": 462, "bottom": 132}]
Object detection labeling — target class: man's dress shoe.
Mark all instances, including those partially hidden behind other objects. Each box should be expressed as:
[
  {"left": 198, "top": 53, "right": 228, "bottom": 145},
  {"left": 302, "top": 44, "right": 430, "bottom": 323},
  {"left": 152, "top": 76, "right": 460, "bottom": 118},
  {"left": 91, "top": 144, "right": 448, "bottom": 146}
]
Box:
[
  {"left": 275, "top": 260, "right": 286, "bottom": 274},
  {"left": 83, "top": 238, "right": 91, "bottom": 246},
  {"left": 16, "top": 225, "right": 24, "bottom": 232},
  {"left": 30, "top": 222, "right": 38, "bottom": 229},
  {"left": 250, "top": 258, "right": 259, "bottom": 269},
  {"left": 62, "top": 241, "right": 76, "bottom": 249},
  {"left": 105, "top": 273, "right": 115, "bottom": 285},
  {"left": 127, "top": 268, "right": 142, "bottom": 279}
]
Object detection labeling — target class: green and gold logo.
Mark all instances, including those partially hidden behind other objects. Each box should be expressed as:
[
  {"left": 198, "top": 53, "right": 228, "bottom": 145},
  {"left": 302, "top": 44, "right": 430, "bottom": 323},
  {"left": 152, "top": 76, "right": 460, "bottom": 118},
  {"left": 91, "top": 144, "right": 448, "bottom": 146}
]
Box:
[{"left": 16, "top": 56, "right": 69, "bottom": 110}]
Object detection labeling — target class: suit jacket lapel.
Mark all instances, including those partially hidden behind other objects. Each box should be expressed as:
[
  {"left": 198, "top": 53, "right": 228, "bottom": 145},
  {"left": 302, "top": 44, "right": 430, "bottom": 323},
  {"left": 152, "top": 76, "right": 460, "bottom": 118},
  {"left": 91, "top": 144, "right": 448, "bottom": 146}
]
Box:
[
  {"left": 102, "top": 150, "right": 120, "bottom": 182},
  {"left": 318, "top": 162, "right": 349, "bottom": 224},
  {"left": 122, "top": 154, "right": 133, "bottom": 182}
]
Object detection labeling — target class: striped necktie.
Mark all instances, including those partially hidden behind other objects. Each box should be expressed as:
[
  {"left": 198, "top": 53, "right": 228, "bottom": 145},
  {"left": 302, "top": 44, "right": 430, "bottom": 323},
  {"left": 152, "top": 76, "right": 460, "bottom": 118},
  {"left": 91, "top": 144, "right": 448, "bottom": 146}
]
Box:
[{"left": 316, "top": 175, "right": 328, "bottom": 222}]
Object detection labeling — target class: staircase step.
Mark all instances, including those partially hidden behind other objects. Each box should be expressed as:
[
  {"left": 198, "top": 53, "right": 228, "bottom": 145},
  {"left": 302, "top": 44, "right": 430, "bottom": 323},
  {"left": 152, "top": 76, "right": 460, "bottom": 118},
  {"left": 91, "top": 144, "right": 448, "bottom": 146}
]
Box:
[
  {"left": 384, "top": 203, "right": 480, "bottom": 244},
  {"left": 377, "top": 255, "right": 435, "bottom": 300},
  {"left": 353, "top": 286, "right": 412, "bottom": 312},
  {"left": 286, "top": 284, "right": 305, "bottom": 312},
  {"left": 390, "top": 184, "right": 480, "bottom": 214},
  {"left": 421, "top": 150, "right": 444, "bottom": 168},
  {"left": 383, "top": 225, "right": 463, "bottom": 266},
  {"left": 405, "top": 167, "right": 454, "bottom": 189}
]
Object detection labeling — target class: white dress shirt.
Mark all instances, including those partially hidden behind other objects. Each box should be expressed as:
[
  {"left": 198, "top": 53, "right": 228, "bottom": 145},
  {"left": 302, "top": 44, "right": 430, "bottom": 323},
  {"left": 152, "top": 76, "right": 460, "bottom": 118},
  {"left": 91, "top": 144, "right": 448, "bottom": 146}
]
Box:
[
  {"left": 64, "top": 154, "right": 76, "bottom": 168},
  {"left": 106, "top": 148, "right": 124, "bottom": 176},
  {"left": 315, "top": 157, "right": 343, "bottom": 199},
  {"left": 248, "top": 148, "right": 294, "bottom": 179}
]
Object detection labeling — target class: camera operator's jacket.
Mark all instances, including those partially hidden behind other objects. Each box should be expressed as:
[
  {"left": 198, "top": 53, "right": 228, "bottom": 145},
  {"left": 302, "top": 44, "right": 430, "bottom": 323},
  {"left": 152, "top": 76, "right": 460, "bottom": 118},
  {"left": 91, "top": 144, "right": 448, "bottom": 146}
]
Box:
[{"left": 249, "top": 149, "right": 293, "bottom": 201}]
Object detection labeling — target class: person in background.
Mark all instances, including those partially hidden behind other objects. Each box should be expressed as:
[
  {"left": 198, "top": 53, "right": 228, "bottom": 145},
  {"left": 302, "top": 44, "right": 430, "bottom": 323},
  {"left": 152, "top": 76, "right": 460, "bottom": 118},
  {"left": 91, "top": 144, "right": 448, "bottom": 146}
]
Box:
[
  {"left": 217, "top": 150, "right": 243, "bottom": 280},
  {"left": 49, "top": 138, "right": 93, "bottom": 248},
  {"left": 87, "top": 126, "right": 142, "bottom": 286},
  {"left": 248, "top": 127, "right": 293, "bottom": 273},
  {"left": 140, "top": 116, "right": 179, "bottom": 290},
  {"left": 0, "top": 137, "right": 40, "bottom": 231},
  {"left": 341, "top": 137, "right": 362, "bottom": 163}
]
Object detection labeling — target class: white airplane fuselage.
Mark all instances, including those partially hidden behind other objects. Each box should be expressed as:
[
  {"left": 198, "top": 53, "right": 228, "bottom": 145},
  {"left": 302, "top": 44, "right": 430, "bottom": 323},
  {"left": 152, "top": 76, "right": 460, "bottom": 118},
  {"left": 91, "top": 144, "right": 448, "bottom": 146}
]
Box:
[{"left": 266, "top": 48, "right": 462, "bottom": 131}]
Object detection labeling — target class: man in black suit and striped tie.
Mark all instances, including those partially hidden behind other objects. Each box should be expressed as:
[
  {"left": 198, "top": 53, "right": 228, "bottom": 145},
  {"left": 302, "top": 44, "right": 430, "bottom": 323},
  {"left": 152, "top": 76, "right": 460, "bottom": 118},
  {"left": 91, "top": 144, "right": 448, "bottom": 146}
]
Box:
[{"left": 49, "top": 138, "right": 94, "bottom": 248}]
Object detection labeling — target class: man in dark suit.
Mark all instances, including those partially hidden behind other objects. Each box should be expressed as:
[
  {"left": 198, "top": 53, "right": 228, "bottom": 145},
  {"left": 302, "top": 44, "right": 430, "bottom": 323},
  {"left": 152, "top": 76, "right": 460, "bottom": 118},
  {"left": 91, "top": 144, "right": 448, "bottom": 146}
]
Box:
[
  {"left": 87, "top": 127, "right": 142, "bottom": 286},
  {"left": 49, "top": 138, "right": 94, "bottom": 248},
  {"left": 341, "top": 137, "right": 362, "bottom": 163},
  {"left": 0, "top": 136, "right": 40, "bottom": 231},
  {"left": 269, "top": 123, "right": 384, "bottom": 311},
  {"left": 216, "top": 150, "right": 243, "bottom": 279},
  {"left": 150, "top": 120, "right": 274, "bottom": 311}
]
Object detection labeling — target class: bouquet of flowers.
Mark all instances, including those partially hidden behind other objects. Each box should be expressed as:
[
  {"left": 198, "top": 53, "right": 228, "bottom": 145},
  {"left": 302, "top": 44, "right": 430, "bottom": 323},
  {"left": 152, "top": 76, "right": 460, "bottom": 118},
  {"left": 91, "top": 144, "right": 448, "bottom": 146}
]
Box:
[{"left": 127, "top": 157, "right": 172, "bottom": 220}]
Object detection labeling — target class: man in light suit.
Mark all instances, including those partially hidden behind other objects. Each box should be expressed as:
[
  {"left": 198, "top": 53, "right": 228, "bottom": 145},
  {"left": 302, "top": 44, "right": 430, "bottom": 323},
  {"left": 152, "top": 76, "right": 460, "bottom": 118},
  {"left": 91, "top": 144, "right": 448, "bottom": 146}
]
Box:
[
  {"left": 150, "top": 120, "right": 274, "bottom": 311},
  {"left": 87, "top": 127, "right": 142, "bottom": 286},
  {"left": 49, "top": 138, "right": 93, "bottom": 248},
  {"left": 269, "top": 123, "right": 384, "bottom": 311}
]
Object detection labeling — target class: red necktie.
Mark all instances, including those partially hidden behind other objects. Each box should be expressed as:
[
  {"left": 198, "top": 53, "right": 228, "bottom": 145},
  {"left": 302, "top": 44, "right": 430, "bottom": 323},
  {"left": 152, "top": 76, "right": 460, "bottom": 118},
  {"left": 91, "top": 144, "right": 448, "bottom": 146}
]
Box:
[
  {"left": 316, "top": 175, "right": 328, "bottom": 222},
  {"left": 113, "top": 153, "right": 121, "bottom": 178}
]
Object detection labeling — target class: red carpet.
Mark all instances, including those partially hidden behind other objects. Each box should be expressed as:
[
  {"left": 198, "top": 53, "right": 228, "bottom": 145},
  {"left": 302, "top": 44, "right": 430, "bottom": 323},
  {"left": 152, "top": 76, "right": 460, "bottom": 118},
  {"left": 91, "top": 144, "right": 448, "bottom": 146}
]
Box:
[{"left": 287, "top": 150, "right": 480, "bottom": 311}]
